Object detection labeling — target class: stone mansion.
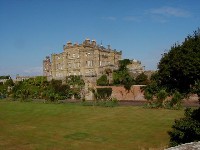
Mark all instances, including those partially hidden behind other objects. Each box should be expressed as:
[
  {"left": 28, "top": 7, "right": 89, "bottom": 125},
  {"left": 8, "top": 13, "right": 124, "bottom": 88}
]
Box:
[{"left": 43, "top": 39, "right": 144, "bottom": 80}]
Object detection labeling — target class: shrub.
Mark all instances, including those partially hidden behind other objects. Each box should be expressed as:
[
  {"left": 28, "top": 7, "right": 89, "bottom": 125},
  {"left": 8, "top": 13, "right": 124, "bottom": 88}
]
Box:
[
  {"left": 144, "top": 91, "right": 153, "bottom": 102},
  {"left": 66, "top": 75, "right": 85, "bottom": 88},
  {"left": 0, "top": 76, "right": 10, "bottom": 79},
  {"left": 96, "top": 88, "right": 112, "bottom": 100},
  {"left": 20, "top": 89, "right": 30, "bottom": 101},
  {"left": 97, "top": 75, "right": 109, "bottom": 86},
  {"left": 135, "top": 73, "right": 149, "bottom": 85},
  {"left": 156, "top": 89, "right": 168, "bottom": 107},
  {"left": 169, "top": 91, "right": 183, "bottom": 108},
  {"left": 168, "top": 107, "right": 200, "bottom": 147},
  {"left": 143, "top": 81, "right": 159, "bottom": 98},
  {"left": 192, "top": 80, "right": 200, "bottom": 103}
]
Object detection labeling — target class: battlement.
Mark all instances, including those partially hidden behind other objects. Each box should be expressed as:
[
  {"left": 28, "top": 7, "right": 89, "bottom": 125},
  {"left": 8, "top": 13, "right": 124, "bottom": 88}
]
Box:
[{"left": 63, "top": 38, "right": 121, "bottom": 54}]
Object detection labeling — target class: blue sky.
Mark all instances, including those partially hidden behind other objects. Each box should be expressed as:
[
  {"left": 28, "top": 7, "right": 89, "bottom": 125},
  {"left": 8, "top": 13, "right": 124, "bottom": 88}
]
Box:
[{"left": 0, "top": 0, "right": 200, "bottom": 78}]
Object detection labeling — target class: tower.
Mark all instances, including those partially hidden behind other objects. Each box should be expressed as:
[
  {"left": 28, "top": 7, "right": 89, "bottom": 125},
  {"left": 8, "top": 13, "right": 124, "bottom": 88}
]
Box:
[{"left": 43, "top": 56, "right": 51, "bottom": 77}]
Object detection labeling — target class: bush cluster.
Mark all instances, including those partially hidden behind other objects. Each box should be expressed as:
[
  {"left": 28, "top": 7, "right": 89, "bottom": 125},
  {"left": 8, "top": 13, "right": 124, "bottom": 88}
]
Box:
[
  {"left": 0, "top": 75, "right": 85, "bottom": 102},
  {"left": 168, "top": 107, "right": 200, "bottom": 147}
]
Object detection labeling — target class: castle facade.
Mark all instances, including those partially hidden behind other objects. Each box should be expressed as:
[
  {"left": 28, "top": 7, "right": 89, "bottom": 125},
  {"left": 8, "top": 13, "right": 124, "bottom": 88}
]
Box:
[{"left": 43, "top": 39, "right": 122, "bottom": 80}]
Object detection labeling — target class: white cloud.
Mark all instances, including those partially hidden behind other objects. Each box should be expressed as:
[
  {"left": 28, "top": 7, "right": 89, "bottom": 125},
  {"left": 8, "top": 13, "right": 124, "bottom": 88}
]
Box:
[
  {"left": 149, "top": 6, "right": 190, "bottom": 18},
  {"left": 151, "top": 15, "right": 168, "bottom": 23},
  {"left": 123, "top": 16, "right": 141, "bottom": 22}
]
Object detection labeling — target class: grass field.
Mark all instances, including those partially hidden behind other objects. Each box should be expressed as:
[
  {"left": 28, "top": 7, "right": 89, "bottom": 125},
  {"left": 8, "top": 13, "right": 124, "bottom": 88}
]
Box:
[{"left": 0, "top": 100, "right": 184, "bottom": 150}]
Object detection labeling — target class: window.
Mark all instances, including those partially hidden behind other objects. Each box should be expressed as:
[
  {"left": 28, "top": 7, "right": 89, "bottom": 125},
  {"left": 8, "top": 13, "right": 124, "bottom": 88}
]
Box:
[
  {"left": 86, "top": 60, "right": 93, "bottom": 67},
  {"left": 85, "top": 52, "right": 91, "bottom": 57}
]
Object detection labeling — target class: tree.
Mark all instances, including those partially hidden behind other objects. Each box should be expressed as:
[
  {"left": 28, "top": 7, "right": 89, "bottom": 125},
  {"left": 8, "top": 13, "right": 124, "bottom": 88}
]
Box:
[
  {"left": 97, "top": 74, "right": 109, "bottom": 86},
  {"left": 34, "top": 76, "right": 47, "bottom": 86},
  {"left": 113, "top": 59, "right": 135, "bottom": 91},
  {"left": 143, "top": 72, "right": 161, "bottom": 102},
  {"left": 192, "top": 80, "right": 200, "bottom": 103},
  {"left": 49, "top": 79, "right": 70, "bottom": 99},
  {"left": 168, "top": 107, "right": 200, "bottom": 147},
  {"left": 0, "top": 76, "right": 10, "bottom": 79},
  {"left": 4, "top": 79, "right": 14, "bottom": 87},
  {"left": 169, "top": 91, "right": 182, "bottom": 108},
  {"left": 118, "top": 59, "right": 131, "bottom": 71},
  {"left": 156, "top": 89, "right": 168, "bottom": 107},
  {"left": 20, "top": 89, "right": 30, "bottom": 101},
  {"left": 66, "top": 75, "right": 85, "bottom": 99},
  {"left": 158, "top": 29, "right": 200, "bottom": 94},
  {"left": 135, "top": 73, "right": 149, "bottom": 85},
  {"left": 66, "top": 75, "right": 85, "bottom": 88}
]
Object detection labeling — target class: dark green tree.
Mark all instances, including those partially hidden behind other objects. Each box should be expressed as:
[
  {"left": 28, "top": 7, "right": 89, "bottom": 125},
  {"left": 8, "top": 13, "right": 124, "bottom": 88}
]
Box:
[
  {"left": 49, "top": 79, "right": 70, "bottom": 98},
  {"left": 168, "top": 107, "right": 200, "bottom": 147},
  {"left": 0, "top": 76, "right": 10, "bottom": 79},
  {"left": 4, "top": 79, "right": 14, "bottom": 87},
  {"left": 143, "top": 72, "right": 160, "bottom": 103},
  {"left": 156, "top": 89, "right": 168, "bottom": 107},
  {"left": 158, "top": 29, "right": 200, "bottom": 94},
  {"left": 113, "top": 59, "right": 135, "bottom": 91},
  {"left": 135, "top": 73, "right": 149, "bottom": 85},
  {"left": 169, "top": 91, "right": 183, "bottom": 108},
  {"left": 192, "top": 80, "right": 200, "bottom": 103},
  {"left": 118, "top": 59, "right": 131, "bottom": 71},
  {"left": 97, "top": 74, "right": 109, "bottom": 86}
]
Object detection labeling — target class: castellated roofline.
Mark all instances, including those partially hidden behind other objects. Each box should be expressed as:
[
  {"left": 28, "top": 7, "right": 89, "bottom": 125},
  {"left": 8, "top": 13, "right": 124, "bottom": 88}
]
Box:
[{"left": 63, "top": 38, "right": 122, "bottom": 54}]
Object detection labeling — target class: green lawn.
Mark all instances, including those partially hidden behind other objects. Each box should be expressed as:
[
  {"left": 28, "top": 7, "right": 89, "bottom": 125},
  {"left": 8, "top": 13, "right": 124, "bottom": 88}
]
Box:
[{"left": 0, "top": 100, "right": 183, "bottom": 150}]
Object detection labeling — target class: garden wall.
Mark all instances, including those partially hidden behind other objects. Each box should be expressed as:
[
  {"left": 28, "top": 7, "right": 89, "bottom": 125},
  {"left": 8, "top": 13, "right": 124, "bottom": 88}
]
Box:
[{"left": 96, "top": 85, "right": 146, "bottom": 101}]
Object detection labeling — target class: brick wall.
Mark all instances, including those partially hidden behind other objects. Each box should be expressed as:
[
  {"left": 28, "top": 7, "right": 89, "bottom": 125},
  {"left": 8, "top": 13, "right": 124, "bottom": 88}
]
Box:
[
  {"left": 96, "top": 85, "right": 146, "bottom": 101},
  {"left": 91, "top": 85, "right": 199, "bottom": 103}
]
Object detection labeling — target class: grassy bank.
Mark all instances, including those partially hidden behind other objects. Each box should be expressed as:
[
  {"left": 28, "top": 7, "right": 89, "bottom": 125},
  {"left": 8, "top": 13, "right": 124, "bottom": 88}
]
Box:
[{"left": 0, "top": 100, "right": 183, "bottom": 150}]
